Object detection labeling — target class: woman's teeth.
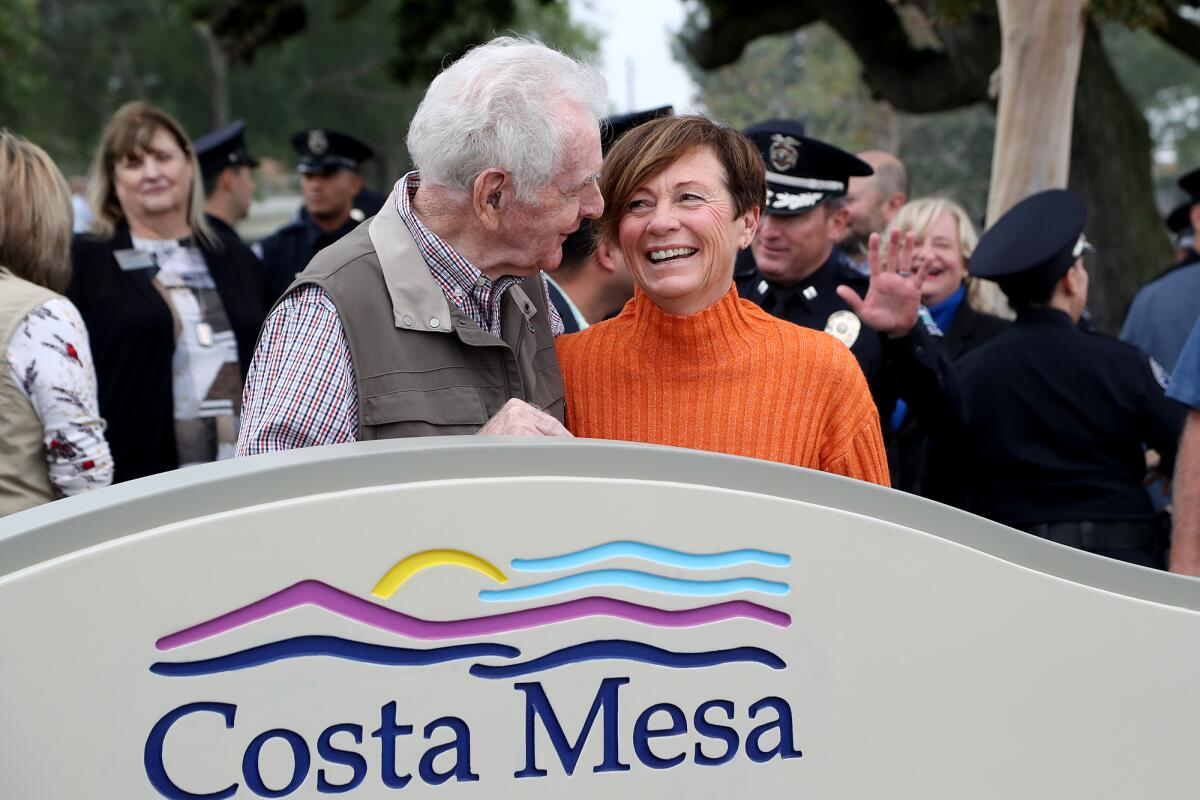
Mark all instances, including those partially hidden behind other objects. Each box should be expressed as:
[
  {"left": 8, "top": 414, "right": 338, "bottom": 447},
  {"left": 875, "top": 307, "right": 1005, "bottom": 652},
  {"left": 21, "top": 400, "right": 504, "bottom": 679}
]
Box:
[{"left": 648, "top": 247, "right": 698, "bottom": 263}]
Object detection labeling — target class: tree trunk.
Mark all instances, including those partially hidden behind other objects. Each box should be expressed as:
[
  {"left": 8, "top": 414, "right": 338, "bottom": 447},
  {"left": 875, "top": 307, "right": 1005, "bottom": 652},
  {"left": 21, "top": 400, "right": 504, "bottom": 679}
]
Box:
[
  {"left": 196, "top": 22, "right": 230, "bottom": 129},
  {"left": 1067, "top": 22, "right": 1173, "bottom": 333},
  {"left": 985, "top": 0, "right": 1088, "bottom": 224}
]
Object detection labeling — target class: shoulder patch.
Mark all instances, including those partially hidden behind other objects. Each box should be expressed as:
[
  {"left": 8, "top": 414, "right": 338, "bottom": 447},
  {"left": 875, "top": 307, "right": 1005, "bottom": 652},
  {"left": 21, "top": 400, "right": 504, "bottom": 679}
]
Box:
[
  {"left": 825, "top": 310, "right": 861, "bottom": 348},
  {"left": 1149, "top": 357, "right": 1170, "bottom": 391}
]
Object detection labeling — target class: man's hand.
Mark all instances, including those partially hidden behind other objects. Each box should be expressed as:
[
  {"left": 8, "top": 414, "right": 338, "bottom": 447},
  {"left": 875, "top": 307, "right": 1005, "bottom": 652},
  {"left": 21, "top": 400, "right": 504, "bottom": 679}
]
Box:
[
  {"left": 478, "top": 398, "right": 573, "bottom": 437},
  {"left": 835, "top": 229, "right": 925, "bottom": 338}
]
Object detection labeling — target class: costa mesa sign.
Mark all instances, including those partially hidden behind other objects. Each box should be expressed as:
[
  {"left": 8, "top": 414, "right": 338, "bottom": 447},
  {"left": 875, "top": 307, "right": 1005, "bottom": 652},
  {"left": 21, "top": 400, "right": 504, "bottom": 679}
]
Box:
[{"left": 1, "top": 438, "right": 1199, "bottom": 798}]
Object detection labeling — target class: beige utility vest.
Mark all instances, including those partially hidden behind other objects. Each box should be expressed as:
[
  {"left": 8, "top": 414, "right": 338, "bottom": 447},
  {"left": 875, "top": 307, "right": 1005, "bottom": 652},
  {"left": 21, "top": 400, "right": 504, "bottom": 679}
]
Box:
[
  {"left": 0, "top": 269, "right": 58, "bottom": 516},
  {"left": 284, "top": 196, "right": 564, "bottom": 439}
]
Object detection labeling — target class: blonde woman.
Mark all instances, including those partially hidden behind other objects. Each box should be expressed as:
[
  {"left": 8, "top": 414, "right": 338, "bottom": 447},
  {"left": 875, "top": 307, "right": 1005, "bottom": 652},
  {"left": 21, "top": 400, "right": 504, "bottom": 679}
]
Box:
[
  {"left": 882, "top": 197, "right": 1009, "bottom": 496},
  {"left": 70, "top": 102, "right": 268, "bottom": 483},
  {"left": 0, "top": 130, "right": 112, "bottom": 516}
]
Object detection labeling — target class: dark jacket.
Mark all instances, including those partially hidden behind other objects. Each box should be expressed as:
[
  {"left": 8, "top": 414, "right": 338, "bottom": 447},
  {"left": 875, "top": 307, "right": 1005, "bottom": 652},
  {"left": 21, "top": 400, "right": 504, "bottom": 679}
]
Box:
[
  {"left": 890, "top": 302, "right": 1009, "bottom": 495},
  {"left": 68, "top": 224, "right": 268, "bottom": 483},
  {"left": 939, "top": 308, "right": 1185, "bottom": 527}
]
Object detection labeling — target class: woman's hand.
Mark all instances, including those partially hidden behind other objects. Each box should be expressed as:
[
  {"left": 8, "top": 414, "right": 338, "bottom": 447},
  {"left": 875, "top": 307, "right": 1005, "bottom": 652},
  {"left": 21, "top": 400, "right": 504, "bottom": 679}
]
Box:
[{"left": 835, "top": 229, "right": 926, "bottom": 338}]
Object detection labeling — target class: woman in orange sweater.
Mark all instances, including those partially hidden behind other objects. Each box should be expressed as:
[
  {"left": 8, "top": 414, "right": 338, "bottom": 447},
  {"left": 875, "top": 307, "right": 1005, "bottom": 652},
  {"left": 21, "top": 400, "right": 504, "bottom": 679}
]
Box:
[{"left": 555, "top": 115, "right": 890, "bottom": 485}]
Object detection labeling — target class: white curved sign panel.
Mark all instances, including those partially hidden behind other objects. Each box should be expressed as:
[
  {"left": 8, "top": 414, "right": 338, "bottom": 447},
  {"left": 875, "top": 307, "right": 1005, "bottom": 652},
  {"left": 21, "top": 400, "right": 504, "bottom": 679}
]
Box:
[{"left": 1, "top": 439, "right": 1197, "bottom": 798}]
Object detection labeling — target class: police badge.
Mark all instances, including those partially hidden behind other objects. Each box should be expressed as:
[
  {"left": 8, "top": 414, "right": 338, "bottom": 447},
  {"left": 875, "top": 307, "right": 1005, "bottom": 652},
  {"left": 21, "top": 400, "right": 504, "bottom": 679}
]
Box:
[
  {"left": 769, "top": 134, "right": 800, "bottom": 172},
  {"left": 307, "top": 129, "right": 329, "bottom": 156},
  {"left": 824, "top": 310, "right": 862, "bottom": 348}
]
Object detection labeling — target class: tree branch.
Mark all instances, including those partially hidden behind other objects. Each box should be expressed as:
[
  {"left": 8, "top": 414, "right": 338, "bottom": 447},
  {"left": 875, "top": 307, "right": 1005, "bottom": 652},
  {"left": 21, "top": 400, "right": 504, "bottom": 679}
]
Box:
[
  {"left": 682, "top": 1, "right": 820, "bottom": 69},
  {"left": 1150, "top": 0, "right": 1200, "bottom": 63},
  {"left": 687, "top": 0, "right": 999, "bottom": 113}
]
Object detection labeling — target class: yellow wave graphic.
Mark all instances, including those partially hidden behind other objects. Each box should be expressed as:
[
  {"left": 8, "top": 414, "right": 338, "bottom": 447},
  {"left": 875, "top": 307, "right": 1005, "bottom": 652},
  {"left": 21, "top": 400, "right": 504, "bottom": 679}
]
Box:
[{"left": 372, "top": 549, "right": 508, "bottom": 599}]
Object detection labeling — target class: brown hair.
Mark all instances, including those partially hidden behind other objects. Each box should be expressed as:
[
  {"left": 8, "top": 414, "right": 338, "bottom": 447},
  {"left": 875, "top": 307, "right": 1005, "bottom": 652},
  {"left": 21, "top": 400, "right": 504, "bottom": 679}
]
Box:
[
  {"left": 0, "top": 129, "right": 73, "bottom": 293},
  {"left": 85, "top": 101, "right": 217, "bottom": 249},
  {"left": 597, "top": 115, "right": 765, "bottom": 247}
]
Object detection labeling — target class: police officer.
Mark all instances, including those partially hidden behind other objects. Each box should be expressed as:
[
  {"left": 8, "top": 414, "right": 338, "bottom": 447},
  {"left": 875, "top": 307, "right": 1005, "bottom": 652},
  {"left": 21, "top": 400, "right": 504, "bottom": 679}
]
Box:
[
  {"left": 257, "top": 128, "right": 375, "bottom": 301},
  {"left": 1120, "top": 166, "right": 1200, "bottom": 370},
  {"left": 735, "top": 119, "right": 950, "bottom": 434},
  {"left": 943, "top": 189, "right": 1186, "bottom": 567},
  {"left": 194, "top": 119, "right": 259, "bottom": 243}
]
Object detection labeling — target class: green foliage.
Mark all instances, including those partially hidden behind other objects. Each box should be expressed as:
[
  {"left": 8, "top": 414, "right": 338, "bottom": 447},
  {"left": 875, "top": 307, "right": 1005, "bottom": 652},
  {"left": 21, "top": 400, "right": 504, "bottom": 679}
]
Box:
[
  {"left": 1103, "top": 21, "right": 1200, "bottom": 198},
  {"left": 0, "top": 0, "right": 41, "bottom": 122},
  {"left": 4, "top": 0, "right": 598, "bottom": 185}
]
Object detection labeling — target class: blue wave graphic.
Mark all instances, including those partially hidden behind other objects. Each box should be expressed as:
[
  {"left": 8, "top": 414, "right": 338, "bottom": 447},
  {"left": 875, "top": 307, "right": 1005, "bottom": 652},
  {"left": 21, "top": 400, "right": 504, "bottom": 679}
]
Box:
[
  {"left": 469, "top": 639, "right": 786, "bottom": 679},
  {"left": 479, "top": 569, "right": 788, "bottom": 603},
  {"left": 150, "top": 636, "right": 520, "bottom": 677},
  {"left": 511, "top": 541, "right": 791, "bottom": 572}
]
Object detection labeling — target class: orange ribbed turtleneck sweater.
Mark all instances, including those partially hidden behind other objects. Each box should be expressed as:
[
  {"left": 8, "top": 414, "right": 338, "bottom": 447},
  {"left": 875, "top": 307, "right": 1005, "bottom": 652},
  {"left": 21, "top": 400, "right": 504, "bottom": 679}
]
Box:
[{"left": 555, "top": 284, "right": 889, "bottom": 485}]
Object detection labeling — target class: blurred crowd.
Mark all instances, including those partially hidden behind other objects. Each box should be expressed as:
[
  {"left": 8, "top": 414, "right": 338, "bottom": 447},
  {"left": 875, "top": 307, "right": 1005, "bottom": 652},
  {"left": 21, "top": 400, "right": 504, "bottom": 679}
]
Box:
[{"left": 2, "top": 37, "right": 1198, "bottom": 577}]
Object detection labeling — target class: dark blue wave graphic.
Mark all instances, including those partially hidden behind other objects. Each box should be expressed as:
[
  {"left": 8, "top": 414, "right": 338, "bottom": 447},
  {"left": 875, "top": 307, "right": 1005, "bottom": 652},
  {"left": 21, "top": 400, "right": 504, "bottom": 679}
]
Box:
[
  {"left": 150, "top": 635, "right": 520, "bottom": 677},
  {"left": 468, "top": 639, "right": 786, "bottom": 679}
]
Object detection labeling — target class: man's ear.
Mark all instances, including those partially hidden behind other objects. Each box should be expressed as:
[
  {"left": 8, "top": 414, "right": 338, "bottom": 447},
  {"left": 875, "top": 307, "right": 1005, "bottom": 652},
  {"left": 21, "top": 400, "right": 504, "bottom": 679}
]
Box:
[
  {"left": 886, "top": 192, "right": 907, "bottom": 216},
  {"left": 827, "top": 205, "right": 850, "bottom": 241},
  {"left": 217, "top": 168, "right": 236, "bottom": 193},
  {"left": 351, "top": 173, "right": 365, "bottom": 194},
  {"left": 1189, "top": 202, "right": 1200, "bottom": 236},
  {"left": 1064, "top": 259, "right": 1085, "bottom": 296},
  {"left": 472, "top": 168, "right": 509, "bottom": 231}
]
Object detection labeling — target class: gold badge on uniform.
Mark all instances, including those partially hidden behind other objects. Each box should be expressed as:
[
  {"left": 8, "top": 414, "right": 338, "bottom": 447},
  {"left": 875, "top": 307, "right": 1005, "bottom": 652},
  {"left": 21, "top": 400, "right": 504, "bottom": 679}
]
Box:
[
  {"left": 308, "top": 129, "right": 328, "bottom": 155},
  {"left": 824, "top": 310, "right": 861, "bottom": 348}
]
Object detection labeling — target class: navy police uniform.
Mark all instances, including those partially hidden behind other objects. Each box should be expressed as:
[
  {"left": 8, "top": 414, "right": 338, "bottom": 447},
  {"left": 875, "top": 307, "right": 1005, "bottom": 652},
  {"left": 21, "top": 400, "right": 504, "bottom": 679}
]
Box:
[
  {"left": 257, "top": 128, "right": 376, "bottom": 301},
  {"left": 194, "top": 120, "right": 259, "bottom": 246},
  {"left": 735, "top": 120, "right": 953, "bottom": 433},
  {"left": 939, "top": 189, "right": 1186, "bottom": 567}
]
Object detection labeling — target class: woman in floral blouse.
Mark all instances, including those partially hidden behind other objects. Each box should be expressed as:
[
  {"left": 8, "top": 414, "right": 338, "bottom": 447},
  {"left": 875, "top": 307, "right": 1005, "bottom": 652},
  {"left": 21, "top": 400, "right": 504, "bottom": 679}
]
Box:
[{"left": 0, "top": 129, "right": 112, "bottom": 516}]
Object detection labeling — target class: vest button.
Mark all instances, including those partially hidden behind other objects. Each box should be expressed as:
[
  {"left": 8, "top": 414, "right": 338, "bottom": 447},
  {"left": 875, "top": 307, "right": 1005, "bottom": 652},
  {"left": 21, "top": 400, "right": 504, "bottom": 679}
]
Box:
[
  {"left": 401, "top": 314, "right": 413, "bottom": 327},
  {"left": 429, "top": 318, "right": 441, "bottom": 328}
]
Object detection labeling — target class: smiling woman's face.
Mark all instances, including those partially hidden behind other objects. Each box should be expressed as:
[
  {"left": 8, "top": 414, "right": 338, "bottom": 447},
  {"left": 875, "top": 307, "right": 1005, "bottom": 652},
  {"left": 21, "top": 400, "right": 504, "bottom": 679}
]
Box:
[
  {"left": 617, "top": 146, "right": 758, "bottom": 316},
  {"left": 915, "top": 210, "right": 968, "bottom": 306}
]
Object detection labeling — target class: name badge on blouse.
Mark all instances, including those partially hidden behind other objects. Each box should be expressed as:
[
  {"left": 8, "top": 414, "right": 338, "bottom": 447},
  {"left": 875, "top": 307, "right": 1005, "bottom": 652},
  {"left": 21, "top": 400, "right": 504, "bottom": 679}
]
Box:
[
  {"left": 114, "top": 249, "right": 158, "bottom": 276},
  {"left": 196, "top": 322, "right": 214, "bottom": 347}
]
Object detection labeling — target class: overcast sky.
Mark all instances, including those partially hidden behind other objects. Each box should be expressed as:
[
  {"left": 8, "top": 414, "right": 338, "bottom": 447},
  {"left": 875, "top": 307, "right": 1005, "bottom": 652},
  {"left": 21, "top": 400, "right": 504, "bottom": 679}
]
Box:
[{"left": 571, "top": 0, "right": 700, "bottom": 115}]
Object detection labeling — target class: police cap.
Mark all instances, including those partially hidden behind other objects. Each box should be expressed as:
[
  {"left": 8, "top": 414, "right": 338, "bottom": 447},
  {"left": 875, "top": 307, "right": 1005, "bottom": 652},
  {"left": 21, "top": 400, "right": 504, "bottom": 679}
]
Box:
[
  {"left": 601, "top": 106, "right": 673, "bottom": 154},
  {"left": 194, "top": 120, "right": 258, "bottom": 177},
  {"left": 291, "top": 128, "right": 373, "bottom": 174},
  {"left": 743, "top": 119, "right": 872, "bottom": 216},
  {"left": 1166, "top": 200, "right": 1192, "bottom": 236},
  {"left": 1169, "top": 166, "right": 1200, "bottom": 237},
  {"left": 970, "top": 188, "right": 1091, "bottom": 301}
]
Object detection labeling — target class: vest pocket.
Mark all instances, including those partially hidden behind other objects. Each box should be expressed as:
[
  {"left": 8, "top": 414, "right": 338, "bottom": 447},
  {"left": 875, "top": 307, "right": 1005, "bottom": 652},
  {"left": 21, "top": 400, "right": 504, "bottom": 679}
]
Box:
[{"left": 361, "top": 385, "right": 488, "bottom": 427}]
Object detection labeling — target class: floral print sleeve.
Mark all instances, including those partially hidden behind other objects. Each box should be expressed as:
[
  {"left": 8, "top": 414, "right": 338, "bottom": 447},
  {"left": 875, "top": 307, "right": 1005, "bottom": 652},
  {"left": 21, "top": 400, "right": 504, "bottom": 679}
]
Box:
[{"left": 6, "top": 298, "right": 113, "bottom": 495}]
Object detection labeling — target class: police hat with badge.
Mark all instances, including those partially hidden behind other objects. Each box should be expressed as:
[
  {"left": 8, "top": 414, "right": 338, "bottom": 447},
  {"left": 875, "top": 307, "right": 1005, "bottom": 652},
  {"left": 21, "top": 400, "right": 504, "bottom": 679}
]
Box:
[
  {"left": 969, "top": 188, "right": 1093, "bottom": 304},
  {"left": 291, "top": 128, "right": 374, "bottom": 175},
  {"left": 743, "top": 119, "right": 873, "bottom": 215},
  {"left": 194, "top": 120, "right": 259, "bottom": 178}
]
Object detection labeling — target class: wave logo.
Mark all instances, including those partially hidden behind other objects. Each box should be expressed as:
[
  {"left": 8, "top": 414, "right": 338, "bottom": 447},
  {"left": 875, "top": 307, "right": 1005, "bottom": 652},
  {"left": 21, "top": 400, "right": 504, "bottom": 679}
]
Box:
[{"left": 151, "top": 541, "right": 792, "bottom": 679}]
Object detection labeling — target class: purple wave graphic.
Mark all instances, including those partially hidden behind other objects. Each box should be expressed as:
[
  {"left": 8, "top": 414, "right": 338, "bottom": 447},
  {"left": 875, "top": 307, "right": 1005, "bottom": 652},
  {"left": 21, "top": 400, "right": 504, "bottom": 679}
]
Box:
[{"left": 156, "top": 580, "right": 791, "bottom": 651}]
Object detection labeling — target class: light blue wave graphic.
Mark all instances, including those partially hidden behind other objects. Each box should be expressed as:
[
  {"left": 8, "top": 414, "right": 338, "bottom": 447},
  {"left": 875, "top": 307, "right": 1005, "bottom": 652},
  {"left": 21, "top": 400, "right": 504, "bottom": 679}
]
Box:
[
  {"left": 511, "top": 541, "right": 791, "bottom": 572},
  {"left": 478, "top": 569, "right": 788, "bottom": 603}
]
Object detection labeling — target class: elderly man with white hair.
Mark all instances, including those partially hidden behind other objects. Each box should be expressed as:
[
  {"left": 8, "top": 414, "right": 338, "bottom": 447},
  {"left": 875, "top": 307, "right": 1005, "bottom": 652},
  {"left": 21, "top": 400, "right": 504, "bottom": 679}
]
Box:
[{"left": 237, "top": 37, "right": 605, "bottom": 453}]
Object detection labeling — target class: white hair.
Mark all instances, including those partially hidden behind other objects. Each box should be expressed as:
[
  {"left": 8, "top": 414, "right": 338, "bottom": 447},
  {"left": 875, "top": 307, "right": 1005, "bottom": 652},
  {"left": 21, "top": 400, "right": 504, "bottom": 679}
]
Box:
[{"left": 407, "top": 36, "right": 607, "bottom": 203}]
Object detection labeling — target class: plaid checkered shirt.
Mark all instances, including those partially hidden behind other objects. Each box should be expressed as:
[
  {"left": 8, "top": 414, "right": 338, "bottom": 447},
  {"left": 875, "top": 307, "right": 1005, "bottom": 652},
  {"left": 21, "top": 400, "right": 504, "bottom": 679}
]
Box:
[{"left": 236, "top": 172, "right": 564, "bottom": 455}]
